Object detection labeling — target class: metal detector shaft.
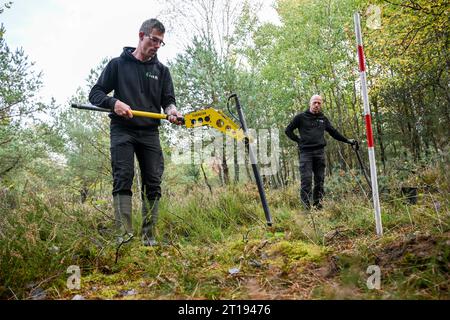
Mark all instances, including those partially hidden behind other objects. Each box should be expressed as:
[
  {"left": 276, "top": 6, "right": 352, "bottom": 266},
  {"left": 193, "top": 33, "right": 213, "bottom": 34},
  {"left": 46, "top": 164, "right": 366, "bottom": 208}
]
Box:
[
  {"left": 352, "top": 141, "right": 372, "bottom": 191},
  {"left": 71, "top": 103, "right": 112, "bottom": 113},
  {"left": 71, "top": 103, "right": 184, "bottom": 123},
  {"left": 230, "top": 94, "right": 273, "bottom": 227}
]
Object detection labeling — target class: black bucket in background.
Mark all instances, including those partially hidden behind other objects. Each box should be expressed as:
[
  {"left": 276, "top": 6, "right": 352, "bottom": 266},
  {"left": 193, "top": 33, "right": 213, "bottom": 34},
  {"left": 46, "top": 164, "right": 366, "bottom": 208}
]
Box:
[{"left": 401, "top": 187, "right": 418, "bottom": 205}]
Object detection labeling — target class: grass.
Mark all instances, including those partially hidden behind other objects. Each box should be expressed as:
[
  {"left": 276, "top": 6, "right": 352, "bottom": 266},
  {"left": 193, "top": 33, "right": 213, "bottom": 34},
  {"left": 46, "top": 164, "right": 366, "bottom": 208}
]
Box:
[{"left": 0, "top": 162, "right": 449, "bottom": 300}]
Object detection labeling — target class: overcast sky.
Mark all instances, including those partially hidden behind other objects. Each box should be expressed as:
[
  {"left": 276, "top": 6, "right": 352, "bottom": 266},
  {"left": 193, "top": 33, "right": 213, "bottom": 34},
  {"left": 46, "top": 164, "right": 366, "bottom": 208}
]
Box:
[{"left": 1, "top": 0, "right": 278, "bottom": 107}]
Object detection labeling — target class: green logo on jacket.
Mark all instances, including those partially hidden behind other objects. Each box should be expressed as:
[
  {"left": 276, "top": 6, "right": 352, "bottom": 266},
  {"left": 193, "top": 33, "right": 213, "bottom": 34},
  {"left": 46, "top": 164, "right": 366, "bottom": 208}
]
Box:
[{"left": 145, "top": 72, "right": 159, "bottom": 80}]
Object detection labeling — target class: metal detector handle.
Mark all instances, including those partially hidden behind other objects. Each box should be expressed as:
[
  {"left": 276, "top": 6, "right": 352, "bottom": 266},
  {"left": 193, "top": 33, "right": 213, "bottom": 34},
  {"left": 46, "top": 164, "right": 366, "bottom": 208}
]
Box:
[
  {"left": 351, "top": 140, "right": 372, "bottom": 191},
  {"left": 71, "top": 103, "right": 112, "bottom": 112},
  {"left": 71, "top": 103, "right": 185, "bottom": 124},
  {"left": 352, "top": 140, "right": 360, "bottom": 151}
]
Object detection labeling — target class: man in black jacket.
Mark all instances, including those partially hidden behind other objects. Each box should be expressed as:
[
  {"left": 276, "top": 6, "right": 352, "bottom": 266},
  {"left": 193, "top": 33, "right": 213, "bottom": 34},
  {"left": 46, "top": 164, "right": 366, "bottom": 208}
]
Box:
[
  {"left": 285, "top": 95, "right": 356, "bottom": 210},
  {"left": 89, "top": 18, "right": 182, "bottom": 246}
]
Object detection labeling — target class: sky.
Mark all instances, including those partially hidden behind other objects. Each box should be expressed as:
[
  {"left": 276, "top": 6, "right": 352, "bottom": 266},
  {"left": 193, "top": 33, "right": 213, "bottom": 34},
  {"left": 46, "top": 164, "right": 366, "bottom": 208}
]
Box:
[{"left": 1, "top": 0, "right": 279, "bottom": 107}]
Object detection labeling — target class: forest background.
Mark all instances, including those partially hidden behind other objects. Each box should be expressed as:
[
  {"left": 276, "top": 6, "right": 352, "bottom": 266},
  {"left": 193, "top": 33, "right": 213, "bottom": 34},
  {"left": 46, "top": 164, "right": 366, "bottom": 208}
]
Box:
[{"left": 0, "top": 0, "right": 448, "bottom": 300}]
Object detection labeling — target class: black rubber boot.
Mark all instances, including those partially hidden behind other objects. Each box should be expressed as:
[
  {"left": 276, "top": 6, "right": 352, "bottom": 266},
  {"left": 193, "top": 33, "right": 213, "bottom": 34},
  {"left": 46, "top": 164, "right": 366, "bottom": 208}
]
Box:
[
  {"left": 142, "top": 199, "right": 159, "bottom": 246},
  {"left": 113, "top": 194, "right": 133, "bottom": 243}
]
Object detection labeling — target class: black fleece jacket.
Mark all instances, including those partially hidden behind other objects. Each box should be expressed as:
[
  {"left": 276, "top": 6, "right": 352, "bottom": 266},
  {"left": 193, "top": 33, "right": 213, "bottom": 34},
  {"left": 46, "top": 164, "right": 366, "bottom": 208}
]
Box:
[
  {"left": 285, "top": 109, "right": 350, "bottom": 151},
  {"left": 89, "top": 47, "right": 176, "bottom": 128}
]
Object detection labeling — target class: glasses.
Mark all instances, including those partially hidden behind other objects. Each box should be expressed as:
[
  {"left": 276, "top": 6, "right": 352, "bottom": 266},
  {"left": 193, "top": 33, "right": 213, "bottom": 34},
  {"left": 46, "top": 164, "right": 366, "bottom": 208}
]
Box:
[{"left": 145, "top": 35, "right": 165, "bottom": 47}]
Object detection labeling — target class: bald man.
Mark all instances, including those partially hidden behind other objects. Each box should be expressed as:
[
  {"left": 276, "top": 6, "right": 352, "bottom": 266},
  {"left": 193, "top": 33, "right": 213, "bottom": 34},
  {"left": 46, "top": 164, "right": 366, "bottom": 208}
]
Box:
[{"left": 285, "top": 95, "right": 356, "bottom": 210}]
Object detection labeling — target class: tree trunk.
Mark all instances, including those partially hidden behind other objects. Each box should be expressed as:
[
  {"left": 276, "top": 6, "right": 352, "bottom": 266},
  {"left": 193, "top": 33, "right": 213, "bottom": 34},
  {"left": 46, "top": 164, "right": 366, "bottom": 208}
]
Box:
[
  {"left": 372, "top": 95, "right": 387, "bottom": 173},
  {"left": 201, "top": 163, "right": 213, "bottom": 195},
  {"left": 233, "top": 140, "right": 239, "bottom": 183},
  {"left": 222, "top": 139, "right": 230, "bottom": 185},
  {"left": 80, "top": 181, "right": 89, "bottom": 203}
]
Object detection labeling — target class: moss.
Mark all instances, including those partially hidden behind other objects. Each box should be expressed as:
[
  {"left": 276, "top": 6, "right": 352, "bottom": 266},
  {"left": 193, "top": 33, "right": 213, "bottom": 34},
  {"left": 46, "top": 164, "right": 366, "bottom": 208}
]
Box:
[
  {"left": 84, "top": 272, "right": 126, "bottom": 286},
  {"left": 96, "top": 287, "right": 120, "bottom": 299},
  {"left": 268, "top": 240, "right": 326, "bottom": 265}
]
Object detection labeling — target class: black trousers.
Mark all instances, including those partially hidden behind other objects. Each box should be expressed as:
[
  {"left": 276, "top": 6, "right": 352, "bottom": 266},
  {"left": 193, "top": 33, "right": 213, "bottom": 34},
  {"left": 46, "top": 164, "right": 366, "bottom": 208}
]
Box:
[
  {"left": 299, "top": 148, "right": 326, "bottom": 208},
  {"left": 110, "top": 124, "right": 164, "bottom": 201}
]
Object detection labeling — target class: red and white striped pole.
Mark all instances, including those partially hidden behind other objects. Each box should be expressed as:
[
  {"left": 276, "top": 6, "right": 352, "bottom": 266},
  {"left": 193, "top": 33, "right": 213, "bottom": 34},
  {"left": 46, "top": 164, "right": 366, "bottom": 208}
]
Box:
[{"left": 354, "top": 12, "right": 383, "bottom": 236}]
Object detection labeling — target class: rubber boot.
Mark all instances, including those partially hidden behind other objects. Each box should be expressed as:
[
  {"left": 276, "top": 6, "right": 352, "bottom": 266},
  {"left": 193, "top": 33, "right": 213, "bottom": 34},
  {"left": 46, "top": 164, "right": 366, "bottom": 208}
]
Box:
[
  {"left": 113, "top": 194, "right": 134, "bottom": 244},
  {"left": 141, "top": 199, "right": 159, "bottom": 246}
]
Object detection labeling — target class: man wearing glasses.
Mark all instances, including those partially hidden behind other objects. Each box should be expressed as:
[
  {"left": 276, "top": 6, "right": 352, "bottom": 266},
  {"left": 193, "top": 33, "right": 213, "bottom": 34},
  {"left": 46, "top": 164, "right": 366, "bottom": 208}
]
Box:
[
  {"left": 285, "top": 95, "right": 356, "bottom": 211},
  {"left": 89, "top": 18, "right": 182, "bottom": 246}
]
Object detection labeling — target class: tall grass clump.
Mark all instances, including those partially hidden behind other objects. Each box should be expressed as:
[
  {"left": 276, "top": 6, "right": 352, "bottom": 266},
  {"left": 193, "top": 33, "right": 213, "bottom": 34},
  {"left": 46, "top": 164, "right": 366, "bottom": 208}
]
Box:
[{"left": 0, "top": 187, "right": 116, "bottom": 299}]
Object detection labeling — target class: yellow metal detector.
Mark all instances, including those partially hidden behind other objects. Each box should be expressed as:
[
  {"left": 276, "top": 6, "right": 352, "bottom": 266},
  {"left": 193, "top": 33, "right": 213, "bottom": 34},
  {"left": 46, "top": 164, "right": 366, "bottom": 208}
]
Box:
[
  {"left": 71, "top": 104, "right": 245, "bottom": 141},
  {"left": 71, "top": 100, "right": 272, "bottom": 226}
]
